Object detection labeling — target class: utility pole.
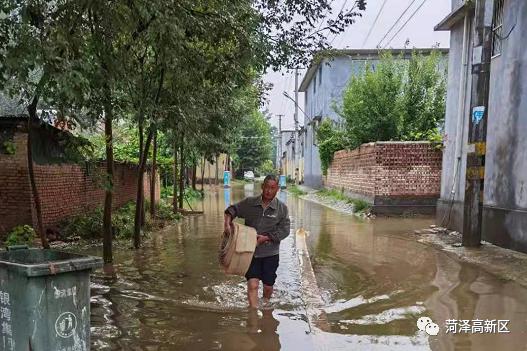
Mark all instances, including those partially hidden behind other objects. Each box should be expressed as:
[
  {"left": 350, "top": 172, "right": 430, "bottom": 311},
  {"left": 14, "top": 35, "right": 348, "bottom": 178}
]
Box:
[
  {"left": 294, "top": 68, "right": 299, "bottom": 185},
  {"left": 277, "top": 114, "right": 283, "bottom": 174},
  {"left": 463, "top": 0, "right": 494, "bottom": 247}
]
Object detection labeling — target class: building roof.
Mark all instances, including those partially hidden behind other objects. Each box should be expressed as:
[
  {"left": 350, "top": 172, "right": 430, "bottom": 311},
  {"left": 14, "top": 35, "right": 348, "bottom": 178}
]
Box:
[
  {"left": 298, "top": 48, "right": 449, "bottom": 92},
  {"left": 435, "top": 2, "right": 475, "bottom": 31}
]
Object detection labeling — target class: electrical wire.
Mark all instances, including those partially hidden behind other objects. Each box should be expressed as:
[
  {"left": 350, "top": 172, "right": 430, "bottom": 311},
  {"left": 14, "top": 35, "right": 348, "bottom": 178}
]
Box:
[
  {"left": 329, "top": 0, "right": 350, "bottom": 45},
  {"left": 376, "top": 0, "right": 418, "bottom": 48},
  {"left": 361, "top": 0, "right": 388, "bottom": 48},
  {"left": 383, "top": 0, "right": 430, "bottom": 48}
]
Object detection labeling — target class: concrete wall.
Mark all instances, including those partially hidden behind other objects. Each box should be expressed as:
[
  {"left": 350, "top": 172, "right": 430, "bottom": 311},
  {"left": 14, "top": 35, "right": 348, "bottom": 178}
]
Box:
[
  {"left": 482, "top": 0, "right": 527, "bottom": 252},
  {"left": 302, "top": 57, "right": 375, "bottom": 188},
  {"left": 438, "top": 0, "right": 527, "bottom": 253},
  {"left": 195, "top": 153, "right": 228, "bottom": 184},
  {"left": 437, "top": 15, "right": 473, "bottom": 231}
]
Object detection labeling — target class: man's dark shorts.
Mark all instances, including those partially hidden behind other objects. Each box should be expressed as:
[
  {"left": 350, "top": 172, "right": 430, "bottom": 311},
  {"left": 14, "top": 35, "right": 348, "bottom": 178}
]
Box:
[{"left": 245, "top": 255, "right": 280, "bottom": 286}]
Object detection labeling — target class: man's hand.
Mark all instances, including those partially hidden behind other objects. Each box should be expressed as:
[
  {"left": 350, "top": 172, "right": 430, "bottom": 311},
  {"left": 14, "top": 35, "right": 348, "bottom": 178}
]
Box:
[
  {"left": 224, "top": 214, "right": 234, "bottom": 235},
  {"left": 256, "top": 234, "right": 270, "bottom": 246}
]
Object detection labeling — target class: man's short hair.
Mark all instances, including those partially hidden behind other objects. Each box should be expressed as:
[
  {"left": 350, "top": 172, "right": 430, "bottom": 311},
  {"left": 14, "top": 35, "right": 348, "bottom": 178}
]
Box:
[{"left": 263, "top": 174, "right": 278, "bottom": 185}]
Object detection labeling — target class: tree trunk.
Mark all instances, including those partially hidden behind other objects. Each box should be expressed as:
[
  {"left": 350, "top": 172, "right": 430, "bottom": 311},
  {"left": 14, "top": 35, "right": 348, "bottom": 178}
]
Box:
[
  {"left": 215, "top": 155, "right": 219, "bottom": 185},
  {"left": 26, "top": 96, "right": 49, "bottom": 249},
  {"left": 201, "top": 156, "right": 206, "bottom": 192},
  {"left": 178, "top": 134, "right": 185, "bottom": 210},
  {"left": 133, "top": 128, "right": 154, "bottom": 249},
  {"left": 102, "top": 107, "right": 114, "bottom": 263},
  {"left": 133, "top": 118, "right": 145, "bottom": 245},
  {"left": 192, "top": 162, "right": 197, "bottom": 190},
  {"left": 173, "top": 139, "right": 178, "bottom": 212},
  {"left": 150, "top": 129, "right": 157, "bottom": 218},
  {"left": 138, "top": 120, "right": 145, "bottom": 227}
]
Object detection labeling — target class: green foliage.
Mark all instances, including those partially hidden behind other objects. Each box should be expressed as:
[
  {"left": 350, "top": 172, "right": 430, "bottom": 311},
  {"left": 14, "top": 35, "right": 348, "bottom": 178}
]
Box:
[
  {"left": 289, "top": 185, "right": 307, "bottom": 197},
  {"left": 316, "top": 119, "right": 346, "bottom": 175},
  {"left": 259, "top": 159, "right": 277, "bottom": 176},
  {"left": 156, "top": 201, "right": 182, "bottom": 221},
  {"left": 235, "top": 110, "right": 273, "bottom": 171},
  {"left": 184, "top": 187, "right": 204, "bottom": 202},
  {"left": 2, "top": 141, "right": 16, "bottom": 155},
  {"left": 4, "top": 225, "right": 36, "bottom": 247},
  {"left": 59, "top": 200, "right": 181, "bottom": 240},
  {"left": 60, "top": 208, "right": 105, "bottom": 240},
  {"left": 398, "top": 51, "right": 447, "bottom": 142},
  {"left": 336, "top": 50, "right": 446, "bottom": 150},
  {"left": 338, "top": 53, "right": 403, "bottom": 150},
  {"left": 160, "top": 186, "right": 173, "bottom": 199},
  {"left": 317, "top": 188, "right": 371, "bottom": 213}
]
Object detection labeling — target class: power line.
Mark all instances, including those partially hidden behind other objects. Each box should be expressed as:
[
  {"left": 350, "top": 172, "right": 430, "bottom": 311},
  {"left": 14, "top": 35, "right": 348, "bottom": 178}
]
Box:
[
  {"left": 376, "top": 0, "right": 418, "bottom": 48},
  {"left": 314, "top": 0, "right": 335, "bottom": 33},
  {"left": 361, "top": 0, "right": 388, "bottom": 48},
  {"left": 383, "top": 0, "right": 429, "bottom": 48},
  {"left": 278, "top": 72, "right": 293, "bottom": 116},
  {"left": 329, "top": 0, "right": 350, "bottom": 46}
]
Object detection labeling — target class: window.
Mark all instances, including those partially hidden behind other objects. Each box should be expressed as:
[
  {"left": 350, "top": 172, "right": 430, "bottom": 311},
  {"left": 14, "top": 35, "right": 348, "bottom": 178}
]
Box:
[
  {"left": 492, "top": 0, "right": 504, "bottom": 57},
  {"left": 318, "top": 65, "right": 322, "bottom": 86}
]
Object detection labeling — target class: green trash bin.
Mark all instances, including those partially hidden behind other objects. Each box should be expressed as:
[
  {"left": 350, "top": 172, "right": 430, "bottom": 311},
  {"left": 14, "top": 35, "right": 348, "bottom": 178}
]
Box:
[{"left": 0, "top": 247, "right": 103, "bottom": 351}]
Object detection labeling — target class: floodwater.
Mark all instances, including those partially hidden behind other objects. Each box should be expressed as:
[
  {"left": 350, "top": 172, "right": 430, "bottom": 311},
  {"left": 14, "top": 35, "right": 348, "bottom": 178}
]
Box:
[{"left": 84, "top": 183, "right": 527, "bottom": 350}]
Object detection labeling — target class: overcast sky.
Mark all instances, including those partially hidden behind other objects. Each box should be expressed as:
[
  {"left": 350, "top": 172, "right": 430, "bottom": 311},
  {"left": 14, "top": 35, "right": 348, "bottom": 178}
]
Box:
[{"left": 264, "top": 0, "right": 452, "bottom": 130}]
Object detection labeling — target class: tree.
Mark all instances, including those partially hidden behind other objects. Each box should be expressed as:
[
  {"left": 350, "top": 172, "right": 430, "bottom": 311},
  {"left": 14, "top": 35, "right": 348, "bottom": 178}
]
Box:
[
  {"left": 1, "top": 0, "right": 369, "bottom": 257},
  {"left": 316, "top": 119, "right": 345, "bottom": 175},
  {"left": 235, "top": 110, "right": 273, "bottom": 172},
  {"left": 397, "top": 50, "right": 446, "bottom": 141},
  {"left": 336, "top": 50, "right": 446, "bottom": 150},
  {"left": 338, "top": 53, "right": 403, "bottom": 150}
]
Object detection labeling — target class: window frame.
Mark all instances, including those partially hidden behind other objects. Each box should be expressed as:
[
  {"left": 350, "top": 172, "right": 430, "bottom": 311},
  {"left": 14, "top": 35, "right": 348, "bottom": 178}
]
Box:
[{"left": 491, "top": 0, "right": 504, "bottom": 58}]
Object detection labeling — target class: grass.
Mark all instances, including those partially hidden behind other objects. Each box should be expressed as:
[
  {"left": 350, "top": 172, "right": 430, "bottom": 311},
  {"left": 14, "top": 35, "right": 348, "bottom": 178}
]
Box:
[
  {"left": 316, "top": 188, "right": 371, "bottom": 213},
  {"left": 288, "top": 185, "right": 307, "bottom": 197}
]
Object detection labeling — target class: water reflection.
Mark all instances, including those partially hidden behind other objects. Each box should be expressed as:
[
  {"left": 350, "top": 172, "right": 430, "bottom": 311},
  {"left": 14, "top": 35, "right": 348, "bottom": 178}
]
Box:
[
  {"left": 287, "top": 194, "right": 527, "bottom": 350},
  {"left": 247, "top": 309, "right": 281, "bottom": 351},
  {"left": 84, "top": 184, "right": 527, "bottom": 350}
]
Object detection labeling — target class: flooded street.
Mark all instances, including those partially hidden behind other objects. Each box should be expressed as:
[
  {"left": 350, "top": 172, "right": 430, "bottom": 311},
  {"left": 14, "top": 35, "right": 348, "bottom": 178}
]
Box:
[{"left": 85, "top": 183, "right": 527, "bottom": 350}]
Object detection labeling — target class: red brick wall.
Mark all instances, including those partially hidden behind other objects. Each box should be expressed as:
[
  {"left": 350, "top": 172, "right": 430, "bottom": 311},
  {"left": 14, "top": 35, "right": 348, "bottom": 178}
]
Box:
[
  {"left": 0, "top": 133, "right": 33, "bottom": 235},
  {"left": 0, "top": 131, "right": 161, "bottom": 236},
  {"left": 325, "top": 143, "right": 377, "bottom": 199},
  {"left": 325, "top": 142, "right": 442, "bottom": 202},
  {"left": 33, "top": 163, "right": 160, "bottom": 230}
]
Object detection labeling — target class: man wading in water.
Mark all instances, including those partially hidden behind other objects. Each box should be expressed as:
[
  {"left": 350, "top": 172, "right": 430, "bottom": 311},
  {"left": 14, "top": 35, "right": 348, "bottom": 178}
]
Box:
[{"left": 224, "top": 175, "right": 291, "bottom": 308}]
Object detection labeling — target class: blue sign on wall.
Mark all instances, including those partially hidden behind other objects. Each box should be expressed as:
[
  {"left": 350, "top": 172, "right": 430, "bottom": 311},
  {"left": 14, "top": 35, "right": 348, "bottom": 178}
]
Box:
[{"left": 472, "top": 106, "right": 485, "bottom": 124}]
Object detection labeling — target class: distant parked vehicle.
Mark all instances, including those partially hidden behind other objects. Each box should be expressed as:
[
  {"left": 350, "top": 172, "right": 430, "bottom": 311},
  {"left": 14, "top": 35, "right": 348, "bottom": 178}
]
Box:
[{"left": 243, "top": 170, "right": 255, "bottom": 181}]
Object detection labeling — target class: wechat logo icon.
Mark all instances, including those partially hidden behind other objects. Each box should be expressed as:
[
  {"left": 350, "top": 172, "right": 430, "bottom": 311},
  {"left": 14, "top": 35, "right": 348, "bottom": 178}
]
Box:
[{"left": 417, "top": 316, "right": 440, "bottom": 336}]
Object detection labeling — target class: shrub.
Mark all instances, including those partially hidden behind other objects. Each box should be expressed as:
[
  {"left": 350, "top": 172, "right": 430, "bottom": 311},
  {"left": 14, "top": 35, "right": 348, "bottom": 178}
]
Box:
[
  {"left": 161, "top": 186, "right": 173, "bottom": 199},
  {"left": 185, "top": 187, "right": 204, "bottom": 201},
  {"left": 317, "top": 189, "right": 371, "bottom": 213},
  {"left": 289, "top": 185, "right": 307, "bottom": 197},
  {"left": 259, "top": 160, "right": 277, "bottom": 176},
  {"left": 4, "top": 225, "right": 36, "bottom": 246},
  {"left": 316, "top": 119, "right": 345, "bottom": 175},
  {"left": 156, "top": 200, "right": 182, "bottom": 221},
  {"left": 60, "top": 208, "right": 104, "bottom": 240}
]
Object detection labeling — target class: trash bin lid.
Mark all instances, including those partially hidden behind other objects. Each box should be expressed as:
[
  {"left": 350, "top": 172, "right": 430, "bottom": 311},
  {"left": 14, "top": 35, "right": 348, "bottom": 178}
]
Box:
[{"left": 0, "top": 249, "right": 103, "bottom": 277}]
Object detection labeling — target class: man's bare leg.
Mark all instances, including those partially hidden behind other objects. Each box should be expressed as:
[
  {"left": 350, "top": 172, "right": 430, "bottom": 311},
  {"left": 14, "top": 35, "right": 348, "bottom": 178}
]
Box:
[
  {"left": 247, "top": 278, "right": 260, "bottom": 308},
  {"left": 262, "top": 284, "right": 274, "bottom": 305}
]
